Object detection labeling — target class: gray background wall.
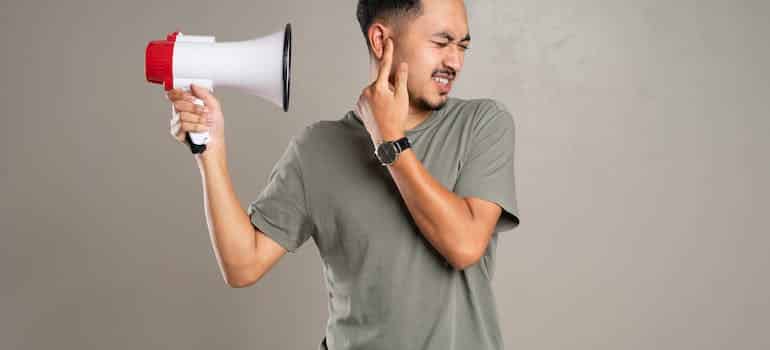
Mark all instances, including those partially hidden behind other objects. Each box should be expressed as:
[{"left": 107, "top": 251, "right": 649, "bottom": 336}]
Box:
[{"left": 1, "top": 0, "right": 768, "bottom": 349}]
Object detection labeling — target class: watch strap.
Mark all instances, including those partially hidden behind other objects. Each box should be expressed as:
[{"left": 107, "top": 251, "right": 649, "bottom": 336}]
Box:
[{"left": 393, "top": 136, "right": 411, "bottom": 153}]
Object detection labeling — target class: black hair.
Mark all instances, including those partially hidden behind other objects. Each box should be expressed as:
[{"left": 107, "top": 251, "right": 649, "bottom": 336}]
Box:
[{"left": 356, "top": 0, "right": 424, "bottom": 54}]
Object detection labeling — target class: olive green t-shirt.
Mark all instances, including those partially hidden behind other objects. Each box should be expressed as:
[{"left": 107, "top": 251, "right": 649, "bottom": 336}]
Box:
[{"left": 247, "top": 96, "right": 520, "bottom": 350}]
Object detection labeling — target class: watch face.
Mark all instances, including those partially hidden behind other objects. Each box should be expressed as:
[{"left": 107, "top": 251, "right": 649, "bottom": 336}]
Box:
[{"left": 376, "top": 142, "right": 397, "bottom": 164}]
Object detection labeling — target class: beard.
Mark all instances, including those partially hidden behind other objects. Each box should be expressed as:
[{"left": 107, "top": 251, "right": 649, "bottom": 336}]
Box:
[{"left": 412, "top": 91, "right": 449, "bottom": 111}]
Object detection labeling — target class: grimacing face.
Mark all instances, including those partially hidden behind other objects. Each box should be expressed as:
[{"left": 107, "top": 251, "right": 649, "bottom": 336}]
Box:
[{"left": 389, "top": 0, "right": 470, "bottom": 112}]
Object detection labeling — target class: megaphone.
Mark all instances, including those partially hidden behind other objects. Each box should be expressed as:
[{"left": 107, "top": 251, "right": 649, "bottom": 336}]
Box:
[{"left": 145, "top": 23, "right": 293, "bottom": 154}]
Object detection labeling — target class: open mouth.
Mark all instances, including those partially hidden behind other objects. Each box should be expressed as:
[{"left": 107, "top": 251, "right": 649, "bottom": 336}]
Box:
[{"left": 432, "top": 76, "right": 452, "bottom": 93}]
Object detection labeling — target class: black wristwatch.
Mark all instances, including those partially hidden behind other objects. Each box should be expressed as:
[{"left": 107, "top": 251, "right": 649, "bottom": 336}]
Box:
[{"left": 374, "top": 136, "right": 411, "bottom": 166}]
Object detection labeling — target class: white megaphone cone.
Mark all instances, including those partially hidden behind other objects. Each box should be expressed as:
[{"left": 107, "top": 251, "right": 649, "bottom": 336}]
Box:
[{"left": 145, "top": 23, "right": 293, "bottom": 154}]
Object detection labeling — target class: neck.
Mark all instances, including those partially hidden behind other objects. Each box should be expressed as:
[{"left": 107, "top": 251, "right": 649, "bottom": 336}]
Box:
[{"left": 405, "top": 105, "right": 432, "bottom": 131}]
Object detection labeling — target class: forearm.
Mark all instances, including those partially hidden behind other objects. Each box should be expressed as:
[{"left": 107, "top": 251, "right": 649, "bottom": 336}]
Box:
[
  {"left": 385, "top": 146, "right": 480, "bottom": 269},
  {"left": 194, "top": 151, "right": 258, "bottom": 283}
]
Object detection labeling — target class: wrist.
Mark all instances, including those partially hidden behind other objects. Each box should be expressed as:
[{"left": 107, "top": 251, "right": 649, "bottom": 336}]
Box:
[
  {"left": 376, "top": 129, "right": 406, "bottom": 144},
  {"left": 195, "top": 146, "right": 228, "bottom": 171}
]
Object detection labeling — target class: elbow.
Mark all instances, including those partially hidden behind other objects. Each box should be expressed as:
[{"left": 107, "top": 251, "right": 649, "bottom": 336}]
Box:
[
  {"left": 224, "top": 268, "right": 261, "bottom": 288},
  {"left": 448, "top": 247, "right": 483, "bottom": 271},
  {"left": 226, "top": 266, "right": 269, "bottom": 288},
  {"left": 222, "top": 259, "right": 266, "bottom": 288},
  {"left": 447, "top": 226, "right": 492, "bottom": 270},
  {"left": 226, "top": 276, "right": 257, "bottom": 288},
  {"left": 449, "top": 257, "right": 480, "bottom": 271}
]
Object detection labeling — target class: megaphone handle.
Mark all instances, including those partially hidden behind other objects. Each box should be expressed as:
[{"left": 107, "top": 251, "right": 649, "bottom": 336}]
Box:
[
  {"left": 185, "top": 132, "right": 207, "bottom": 154},
  {"left": 172, "top": 90, "right": 210, "bottom": 154},
  {"left": 187, "top": 97, "right": 209, "bottom": 154}
]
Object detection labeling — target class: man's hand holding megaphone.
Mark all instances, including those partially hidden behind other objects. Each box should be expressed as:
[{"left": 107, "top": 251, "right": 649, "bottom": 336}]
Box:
[
  {"left": 146, "top": 25, "right": 292, "bottom": 155},
  {"left": 165, "top": 84, "right": 227, "bottom": 160}
]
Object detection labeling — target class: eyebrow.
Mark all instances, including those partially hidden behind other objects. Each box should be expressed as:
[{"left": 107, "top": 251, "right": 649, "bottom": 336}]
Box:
[{"left": 432, "top": 31, "right": 471, "bottom": 43}]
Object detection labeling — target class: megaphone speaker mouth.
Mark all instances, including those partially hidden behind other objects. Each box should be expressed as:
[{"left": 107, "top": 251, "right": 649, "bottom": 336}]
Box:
[{"left": 283, "top": 23, "right": 292, "bottom": 112}]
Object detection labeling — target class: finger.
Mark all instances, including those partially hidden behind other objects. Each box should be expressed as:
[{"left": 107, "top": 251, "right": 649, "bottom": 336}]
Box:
[
  {"left": 376, "top": 38, "right": 394, "bottom": 89},
  {"left": 178, "top": 111, "right": 208, "bottom": 124},
  {"left": 173, "top": 100, "right": 207, "bottom": 115},
  {"left": 395, "top": 62, "right": 409, "bottom": 101},
  {"left": 168, "top": 91, "right": 196, "bottom": 106},
  {"left": 190, "top": 84, "right": 220, "bottom": 110},
  {"left": 171, "top": 118, "right": 189, "bottom": 143},
  {"left": 173, "top": 126, "right": 186, "bottom": 144},
  {"left": 180, "top": 121, "right": 209, "bottom": 133},
  {"left": 167, "top": 88, "right": 188, "bottom": 102}
]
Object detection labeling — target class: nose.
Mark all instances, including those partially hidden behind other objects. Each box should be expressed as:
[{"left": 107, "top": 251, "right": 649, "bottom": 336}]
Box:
[{"left": 443, "top": 46, "right": 463, "bottom": 74}]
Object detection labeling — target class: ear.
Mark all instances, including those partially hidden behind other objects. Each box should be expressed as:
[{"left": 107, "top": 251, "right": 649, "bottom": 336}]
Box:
[{"left": 367, "top": 23, "right": 389, "bottom": 60}]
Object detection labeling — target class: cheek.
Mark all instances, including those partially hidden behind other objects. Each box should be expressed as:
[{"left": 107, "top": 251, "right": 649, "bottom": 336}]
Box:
[
  {"left": 401, "top": 53, "right": 439, "bottom": 90},
  {"left": 404, "top": 50, "right": 436, "bottom": 72},
  {"left": 406, "top": 70, "right": 429, "bottom": 94}
]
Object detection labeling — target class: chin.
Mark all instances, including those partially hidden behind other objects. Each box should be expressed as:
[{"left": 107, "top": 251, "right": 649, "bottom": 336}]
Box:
[{"left": 414, "top": 93, "right": 449, "bottom": 111}]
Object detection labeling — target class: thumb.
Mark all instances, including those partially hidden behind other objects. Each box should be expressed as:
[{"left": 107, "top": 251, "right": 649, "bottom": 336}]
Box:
[
  {"left": 395, "top": 62, "right": 409, "bottom": 101},
  {"left": 190, "top": 84, "right": 220, "bottom": 110}
]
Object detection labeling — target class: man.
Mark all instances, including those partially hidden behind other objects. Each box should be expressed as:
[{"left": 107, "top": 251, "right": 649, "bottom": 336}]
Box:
[{"left": 164, "top": 0, "right": 520, "bottom": 349}]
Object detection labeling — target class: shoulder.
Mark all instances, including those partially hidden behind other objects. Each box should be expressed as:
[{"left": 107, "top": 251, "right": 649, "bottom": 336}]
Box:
[
  {"left": 289, "top": 115, "right": 359, "bottom": 153},
  {"left": 452, "top": 97, "right": 515, "bottom": 133},
  {"left": 296, "top": 119, "right": 349, "bottom": 141}
]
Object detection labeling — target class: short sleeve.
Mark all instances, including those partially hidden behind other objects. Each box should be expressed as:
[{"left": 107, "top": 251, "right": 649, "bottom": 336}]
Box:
[
  {"left": 453, "top": 99, "right": 521, "bottom": 232},
  {"left": 247, "top": 136, "right": 317, "bottom": 253}
]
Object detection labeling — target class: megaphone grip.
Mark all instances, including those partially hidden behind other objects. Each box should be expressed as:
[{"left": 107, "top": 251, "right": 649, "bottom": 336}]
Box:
[
  {"left": 185, "top": 133, "right": 207, "bottom": 154},
  {"left": 173, "top": 90, "right": 211, "bottom": 154},
  {"left": 188, "top": 97, "right": 210, "bottom": 154}
]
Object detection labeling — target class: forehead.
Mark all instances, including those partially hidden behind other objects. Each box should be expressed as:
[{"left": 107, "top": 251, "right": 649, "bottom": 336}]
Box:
[{"left": 408, "top": 0, "right": 469, "bottom": 39}]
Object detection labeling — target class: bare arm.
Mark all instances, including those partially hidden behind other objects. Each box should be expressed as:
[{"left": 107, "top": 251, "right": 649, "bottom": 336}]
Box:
[
  {"left": 196, "top": 152, "right": 286, "bottom": 288},
  {"left": 195, "top": 152, "right": 287, "bottom": 288},
  {"left": 166, "top": 85, "right": 286, "bottom": 288},
  {"left": 382, "top": 141, "right": 501, "bottom": 271}
]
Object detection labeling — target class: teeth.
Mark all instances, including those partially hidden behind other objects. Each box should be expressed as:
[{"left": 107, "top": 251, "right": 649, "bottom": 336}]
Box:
[{"left": 432, "top": 77, "right": 449, "bottom": 84}]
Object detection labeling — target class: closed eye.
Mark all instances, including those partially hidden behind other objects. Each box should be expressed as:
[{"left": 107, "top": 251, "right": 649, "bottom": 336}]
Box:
[{"left": 433, "top": 41, "right": 470, "bottom": 51}]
